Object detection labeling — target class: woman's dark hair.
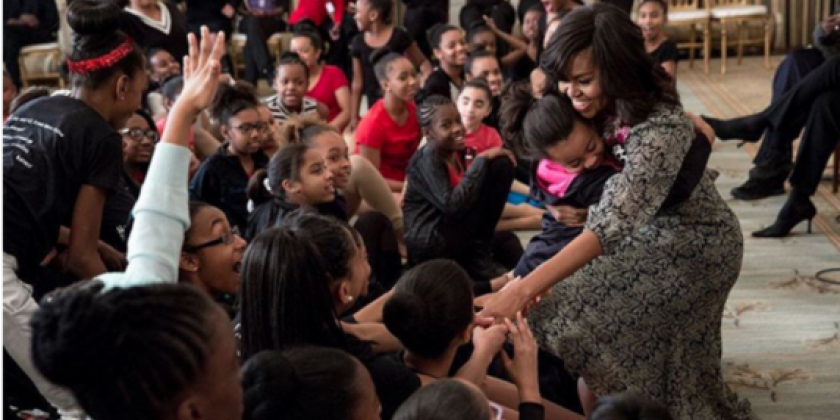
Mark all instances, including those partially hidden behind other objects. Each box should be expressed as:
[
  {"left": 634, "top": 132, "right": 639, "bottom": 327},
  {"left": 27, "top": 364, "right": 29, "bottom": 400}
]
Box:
[
  {"left": 464, "top": 48, "right": 497, "bottom": 76},
  {"left": 239, "top": 228, "right": 345, "bottom": 360},
  {"left": 500, "top": 81, "right": 582, "bottom": 159},
  {"left": 242, "top": 348, "right": 365, "bottom": 420},
  {"left": 589, "top": 392, "right": 675, "bottom": 420},
  {"left": 428, "top": 24, "right": 461, "bottom": 50},
  {"left": 31, "top": 282, "right": 219, "bottom": 420},
  {"left": 277, "top": 51, "right": 310, "bottom": 79},
  {"left": 67, "top": 0, "right": 145, "bottom": 89},
  {"left": 292, "top": 29, "right": 325, "bottom": 52},
  {"left": 638, "top": 0, "right": 669, "bottom": 15},
  {"left": 278, "top": 113, "right": 339, "bottom": 148},
  {"left": 540, "top": 3, "right": 679, "bottom": 126},
  {"left": 462, "top": 78, "right": 492, "bottom": 101},
  {"left": 416, "top": 94, "right": 454, "bottom": 129},
  {"left": 247, "top": 143, "right": 312, "bottom": 205},
  {"left": 210, "top": 81, "right": 260, "bottom": 125},
  {"left": 131, "top": 108, "right": 157, "bottom": 132},
  {"left": 9, "top": 86, "right": 51, "bottom": 113},
  {"left": 367, "top": 0, "right": 395, "bottom": 25},
  {"left": 371, "top": 49, "right": 405, "bottom": 83},
  {"left": 525, "top": 4, "right": 545, "bottom": 17},
  {"left": 285, "top": 210, "right": 362, "bottom": 282},
  {"left": 161, "top": 75, "right": 184, "bottom": 102},
  {"left": 383, "top": 260, "right": 474, "bottom": 359},
  {"left": 183, "top": 200, "right": 216, "bottom": 246},
  {"left": 393, "top": 379, "right": 489, "bottom": 420}
]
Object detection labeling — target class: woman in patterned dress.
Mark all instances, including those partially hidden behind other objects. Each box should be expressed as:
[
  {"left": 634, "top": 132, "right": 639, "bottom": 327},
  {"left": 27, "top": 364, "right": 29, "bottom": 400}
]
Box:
[{"left": 482, "top": 4, "right": 755, "bottom": 420}]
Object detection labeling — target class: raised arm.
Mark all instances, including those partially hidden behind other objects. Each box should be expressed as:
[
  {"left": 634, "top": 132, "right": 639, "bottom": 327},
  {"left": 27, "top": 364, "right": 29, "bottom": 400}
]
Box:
[{"left": 98, "top": 27, "right": 227, "bottom": 289}]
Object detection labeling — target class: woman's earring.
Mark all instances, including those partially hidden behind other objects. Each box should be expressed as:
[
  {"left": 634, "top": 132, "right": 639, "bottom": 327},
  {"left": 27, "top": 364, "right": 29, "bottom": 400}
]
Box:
[{"left": 346, "top": 295, "right": 354, "bottom": 302}]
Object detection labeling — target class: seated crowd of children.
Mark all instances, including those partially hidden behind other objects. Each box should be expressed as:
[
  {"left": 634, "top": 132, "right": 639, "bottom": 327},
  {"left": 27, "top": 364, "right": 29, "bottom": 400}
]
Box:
[{"left": 3, "top": 0, "right": 682, "bottom": 420}]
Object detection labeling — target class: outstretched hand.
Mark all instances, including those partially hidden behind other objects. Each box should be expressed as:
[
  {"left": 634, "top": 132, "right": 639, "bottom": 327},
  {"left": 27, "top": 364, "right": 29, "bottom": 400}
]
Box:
[
  {"left": 180, "top": 27, "right": 227, "bottom": 115},
  {"left": 477, "top": 280, "right": 530, "bottom": 322}
]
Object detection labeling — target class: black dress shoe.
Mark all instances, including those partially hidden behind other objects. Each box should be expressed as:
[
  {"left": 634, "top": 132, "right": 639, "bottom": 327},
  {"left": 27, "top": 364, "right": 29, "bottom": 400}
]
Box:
[
  {"left": 702, "top": 114, "right": 767, "bottom": 142},
  {"left": 731, "top": 178, "right": 786, "bottom": 201},
  {"left": 752, "top": 198, "right": 817, "bottom": 238}
]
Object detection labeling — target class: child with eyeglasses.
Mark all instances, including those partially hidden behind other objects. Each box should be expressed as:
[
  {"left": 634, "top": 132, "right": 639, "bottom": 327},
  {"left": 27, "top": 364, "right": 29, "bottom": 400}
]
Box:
[{"left": 190, "top": 82, "right": 270, "bottom": 232}]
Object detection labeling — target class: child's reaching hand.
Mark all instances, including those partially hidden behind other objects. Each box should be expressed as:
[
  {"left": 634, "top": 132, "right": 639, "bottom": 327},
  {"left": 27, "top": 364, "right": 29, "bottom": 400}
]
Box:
[
  {"left": 479, "top": 147, "right": 517, "bottom": 165},
  {"left": 179, "top": 27, "right": 227, "bottom": 116},
  {"left": 501, "top": 312, "right": 540, "bottom": 403}
]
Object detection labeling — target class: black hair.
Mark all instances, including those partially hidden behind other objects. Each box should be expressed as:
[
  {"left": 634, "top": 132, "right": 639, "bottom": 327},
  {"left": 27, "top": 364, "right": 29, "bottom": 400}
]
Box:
[
  {"left": 66, "top": 0, "right": 145, "bottom": 89},
  {"left": 247, "top": 143, "right": 312, "bottom": 205},
  {"left": 370, "top": 48, "right": 405, "bottom": 83},
  {"left": 461, "top": 78, "right": 492, "bottom": 102},
  {"left": 210, "top": 81, "right": 260, "bottom": 125},
  {"left": 129, "top": 108, "right": 157, "bottom": 132},
  {"left": 146, "top": 47, "right": 171, "bottom": 63},
  {"left": 467, "top": 22, "right": 494, "bottom": 45},
  {"left": 428, "top": 24, "right": 461, "bottom": 50},
  {"left": 161, "top": 75, "right": 184, "bottom": 102},
  {"left": 285, "top": 210, "right": 362, "bottom": 283},
  {"left": 540, "top": 3, "right": 679, "bottom": 126},
  {"left": 239, "top": 228, "right": 345, "bottom": 360},
  {"left": 277, "top": 51, "right": 310, "bottom": 79},
  {"left": 292, "top": 29, "right": 325, "bottom": 52},
  {"left": 9, "top": 86, "right": 51, "bottom": 114},
  {"left": 525, "top": 4, "right": 545, "bottom": 17},
  {"left": 464, "top": 48, "right": 497, "bottom": 76},
  {"left": 589, "top": 393, "right": 675, "bottom": 420},
  {"left": 638, "top": 0, "right": 669, "bottom": 15},
  {"left": 242, "top": 348, "right": 366, "bottom": 420},
  {"left": 392, "top": 379, "right": 489, "bottom": 420},
  {"left": 31, "top": 282, "right": 219, "bottom": 420},
  {"left": 184, "top": 200, "right": 216, "bottom": 246},
  {"left": 416, "top": 94, "right": 454, "bottom": 129},
  {"left": 367, "top": 0, "right": 395, "bottom": 25},
  {"left": 499, "top": 81, "right": 581, "bottom": 159},
  {"left": 383, "top": 260, "right": 474, "bottom": 359}
]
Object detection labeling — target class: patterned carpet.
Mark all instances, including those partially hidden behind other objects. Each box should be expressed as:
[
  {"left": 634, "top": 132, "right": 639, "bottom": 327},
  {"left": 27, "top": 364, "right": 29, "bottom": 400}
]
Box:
[{"left": 678, "top": 56, "right": 840, "bottom": 420}]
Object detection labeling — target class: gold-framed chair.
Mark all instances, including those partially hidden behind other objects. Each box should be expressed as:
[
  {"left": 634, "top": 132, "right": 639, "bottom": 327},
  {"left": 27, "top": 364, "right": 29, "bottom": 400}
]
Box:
[
  {"left": 230, "top": 32, "right": 290, "bottom": 80},
  {"left": 18, "top": 43, "right": 65, "bottom": 88},
  {"left": 709, "top": 0, "right": 772, "bottom": 75},
  {"left": 665, "top": 0, "right": 713, "bottom": 74}
]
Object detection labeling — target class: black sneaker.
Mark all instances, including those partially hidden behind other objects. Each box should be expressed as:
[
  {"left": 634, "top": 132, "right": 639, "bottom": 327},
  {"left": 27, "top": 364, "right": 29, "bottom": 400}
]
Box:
[{"left": 731, "top": 178, "right": 785, "bottom": 200}]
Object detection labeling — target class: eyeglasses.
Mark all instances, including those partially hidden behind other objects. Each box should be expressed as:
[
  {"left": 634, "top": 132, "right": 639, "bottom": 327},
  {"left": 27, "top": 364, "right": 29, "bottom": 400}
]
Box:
[
  {"left": 183, "top": 226, "right": 241, "bottom": 252},
  {"left": 231, "top": 122, "right": 268, "bottom": 134},
  {"left": 120, "top": 127, "right": 160, "bottom": 143},
  {"left": 489, "top": 402, "right": 503, "bottom": 420}
]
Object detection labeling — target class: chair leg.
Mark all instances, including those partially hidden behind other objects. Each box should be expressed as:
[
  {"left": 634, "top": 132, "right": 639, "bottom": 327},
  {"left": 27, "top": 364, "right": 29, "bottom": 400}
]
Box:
[
  {"left": 688, "top": 24, "right": 696, "bottom": 69},
  {"left": 737, "top": 20, "right": 745, "bottom": 66},
  {"left": 703, "top": 20, "right": 711, "bottom": 74},
  {"left": 721, "top": 21, "right": 728, "bottom": 75},
  {"left": 764, "top": 17, "right": 772, "bottom": 69},
  {"left": 833, "top": 145, "right": 839, "bottom": 194}
]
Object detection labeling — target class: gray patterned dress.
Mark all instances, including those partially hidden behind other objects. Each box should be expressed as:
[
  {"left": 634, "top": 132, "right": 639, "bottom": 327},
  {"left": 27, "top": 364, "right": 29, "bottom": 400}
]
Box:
[{"left": 529, "top": 103, "right": 756, "bottom": 420}]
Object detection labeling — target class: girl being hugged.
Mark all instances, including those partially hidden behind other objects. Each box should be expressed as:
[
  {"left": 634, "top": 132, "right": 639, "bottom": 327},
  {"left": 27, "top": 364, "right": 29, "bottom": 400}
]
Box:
[
  {"left": 349, "top": 0, "right": 431, "bottom": 130},
  {"left": 189, "top": 82, "right": 269, "bottom": 233},
  {"left": 402, "top": 95, "right": 516, "bottom": 295},
  {"left": 420, "top": 24, "right": 468, "bottom": 102},
  {"left": 355, "top": 50, "right": 422, "bottom": 193},
  {"left": 265, "top": 52, "right": 324, "bottom": 123},
  {"left": 289, "top": 30, "right": 352, "bottom": 130}
]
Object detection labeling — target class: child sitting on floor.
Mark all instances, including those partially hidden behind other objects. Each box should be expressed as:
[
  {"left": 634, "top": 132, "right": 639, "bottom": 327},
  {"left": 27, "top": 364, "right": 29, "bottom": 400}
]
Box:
[{"left": 403, "top": 95, "right": 520, "bottom": 295}]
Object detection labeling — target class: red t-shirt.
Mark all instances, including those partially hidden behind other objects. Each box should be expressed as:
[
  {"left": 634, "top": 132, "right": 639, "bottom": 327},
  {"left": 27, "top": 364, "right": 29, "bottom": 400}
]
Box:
[
  {"left": 308, "top": 65, "right": 348, "bottom": 126},
  {"left": 289, "top": 0, "right": 344, "bottom": 27},
  {"left": 354, "top": 100, "right": 421, "bottom": 182},
  {"left": 465, "top": 124, "right": 503, "bottom": 155},
  {"left": 447, "top": 157, "right": 465, "bottom": 187}
]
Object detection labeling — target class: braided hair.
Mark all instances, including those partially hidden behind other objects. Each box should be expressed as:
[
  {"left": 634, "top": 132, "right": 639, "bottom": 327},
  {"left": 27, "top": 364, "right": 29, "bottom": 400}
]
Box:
[
  {"left": 277, "top": 51, "right": 310, "bottom": 79},
  {"left": 31, "top": 282, "right": 221, "bottom": 420},
  {"left": 416, "top": 94, "right": 454, "bottom": 129}
]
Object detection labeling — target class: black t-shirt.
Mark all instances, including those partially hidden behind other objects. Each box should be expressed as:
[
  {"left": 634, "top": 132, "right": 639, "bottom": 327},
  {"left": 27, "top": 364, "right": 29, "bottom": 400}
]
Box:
[
  {"left": 418, "top": 67, "right": 460, "bottom": 103},
  {"left": 650, "top": 39, "right": 679, "bottom": 66},
  {"left": 510, "top": 53, "right": 537, "bottom": 83},
  {"left": 101, "top": 172, "right": 142, "bottom": 253},
  {"left": 3, "top": 95, "right": 123, "bottom": 276},
  {"left": 121, "top": 1, "right": 189, "bottom": 62},
  {"left": 177, "top": 0, "right": 236, "bottom": 34},
  {"left": 350, "top": 27, "right": 415, "bottom": 105}
]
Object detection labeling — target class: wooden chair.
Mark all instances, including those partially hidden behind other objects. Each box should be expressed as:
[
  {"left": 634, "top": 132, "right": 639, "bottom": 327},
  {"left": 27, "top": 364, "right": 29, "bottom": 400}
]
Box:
[
  {"left": 230, "top": 32, "right": 288, "bottom": 80},
  {"left": 709, "top": 0, "right": 772, "bottom": 75},
  {"left": 665, "top": 0, "right": 713, "bottom": 74},
  {"left": 18, "top": 43, "right": 65, "bottom": 88}
]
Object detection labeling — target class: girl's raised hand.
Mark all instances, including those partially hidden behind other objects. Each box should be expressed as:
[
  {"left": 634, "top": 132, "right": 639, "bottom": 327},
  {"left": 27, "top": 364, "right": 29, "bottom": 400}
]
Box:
[{"left": 180, "top": 26, "right": 227, "bottom": 115}]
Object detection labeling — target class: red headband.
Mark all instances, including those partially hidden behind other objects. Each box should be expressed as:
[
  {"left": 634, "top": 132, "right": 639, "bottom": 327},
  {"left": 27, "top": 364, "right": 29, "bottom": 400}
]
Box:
[{"left": 67, "top": 38, "right": 135, "bottom": 74}]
